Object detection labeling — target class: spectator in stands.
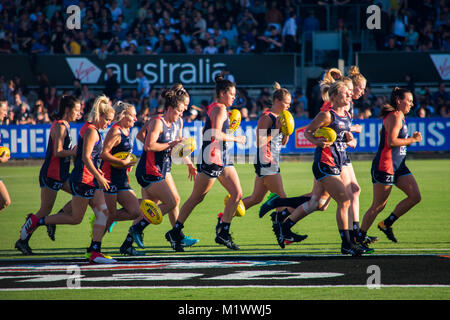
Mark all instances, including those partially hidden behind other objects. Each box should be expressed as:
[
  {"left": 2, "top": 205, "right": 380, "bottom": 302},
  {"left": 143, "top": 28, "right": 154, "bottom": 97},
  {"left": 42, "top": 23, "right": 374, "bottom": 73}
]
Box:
[
  {"left": 416, "top": 106, "right": 428, "bottom": 118},
  {"left": 104, "top": 67, "right": 119, "bottom": 99},
  {"left": 265, "top": 1, "right": 284, "bottom": 31},
  {"left": 0, "top": 31, "right": 13, "bottom": 54},
  {"left": 236, "top": 39, "right": 254, "bottom": 54},
  {"left": 294, "top": 102, "right": 308, "bottom": 119},
  {"left": 192, "top": 11, "right": 207, "bottom": 40},
  {"left": 217, "top": 38, "right": 233, "bottom": 53},
  {"left": 404, "top": 24, "right": 419, "bottom": 50},
  {"left": 355, "top": 106, "right": 372, "bottom": 119},
  {"left": 13, "top": 92, "right": 29, "bottom": 112},
  {"left": 432, "top": 82, "right": 450, "bottom": 107},
  {"left": 257, "top": 25, "right": 282, "bottom": 52},
  {"left": 46, "top": 86, "right": 59, "bottom": 116},
  {"left": 282, "top": 10, "right": 298, "bottom": 52},
  {"left": 438, "top": 102, "right": 450, "bottom": 117},
  {"left": 222, "top": 20, "right": 239, "bottom": 48},
  {"left": 221, "top": 67, "right": 235, "bottom": 83},
  {"left": 184, "top": 108, "right": 198, "bottom": 123},
  {"left": 136, "top": 69, "right": 150, "bottom": 100},
  {"left": 237, "top": 8, "right": 259, "bottom": 33},
  {"left": 15, "top": 101, "right": 33, "bottom": 124},
  {"left": 203, "top": 38, "right": 218, "bottom": 54},
  {"left": 32, "top": 99, "right": 50, "bottom": 124}
]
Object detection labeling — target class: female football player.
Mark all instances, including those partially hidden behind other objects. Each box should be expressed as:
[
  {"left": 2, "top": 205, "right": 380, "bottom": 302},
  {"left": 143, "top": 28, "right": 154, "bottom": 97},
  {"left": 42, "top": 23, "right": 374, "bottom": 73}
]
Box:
[
  {"left": 21, "top": 95, "right": 116, "bottom": 263},
  {"left": 99, "top": 101, "right": 143, "bottom": 256},
  {"left": 15, "top": 95, "right": 80, "bottom": 255},
  {"left": 165, "top": 75, "right": 247, "bottom": 252},
  {"left": 356, "top": 87, "right": 422, "bottom": 245},
  {"left": 0, "top": 100, "right": 11, "bottom": 212},
  {"left": 124, "top": 85, "right": 198, "bottom": 250},
  {"left": 242, "top": 82, "right": 291, "bottom": 210},
  {"left": 131, "top": 87, "right": 197, "bottom": 249}
]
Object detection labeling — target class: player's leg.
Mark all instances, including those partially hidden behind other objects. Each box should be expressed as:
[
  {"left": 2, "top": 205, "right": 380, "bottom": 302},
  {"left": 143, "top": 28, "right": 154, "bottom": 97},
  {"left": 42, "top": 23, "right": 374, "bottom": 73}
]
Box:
[
  {"left": 377, "top": 173, "right": 421, "bottom": 243},
  {"left": 0, "top": 180, "right": 11, "bottom": 211},
  {"left": 216, "top": 166, "right": 242, "bottom": 250},
  {"left": 165, "top": 172, "right": 216, "bottom": 251},
  {"left": 242, "top": 176, "right": 268, "bottom": 210}
]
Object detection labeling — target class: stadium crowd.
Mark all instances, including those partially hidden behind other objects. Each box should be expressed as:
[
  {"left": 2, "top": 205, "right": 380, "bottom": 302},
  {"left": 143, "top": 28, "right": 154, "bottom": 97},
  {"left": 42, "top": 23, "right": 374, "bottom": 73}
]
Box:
[{"left": 0, "top": 0, "right": 449, "bottom": 125}]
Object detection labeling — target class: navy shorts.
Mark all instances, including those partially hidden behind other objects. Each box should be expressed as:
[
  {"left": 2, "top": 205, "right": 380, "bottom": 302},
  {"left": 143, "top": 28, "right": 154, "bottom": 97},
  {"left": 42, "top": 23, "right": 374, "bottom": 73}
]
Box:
[
  {"left": 104, "top": 179, "right": 132, "bottom": 194},
  {"left": 343, "top": 155, "right": 352, "bottom": 166},
  {"left": 371, "top": 164, "right": 411, "bottom": 185},
  {"left": 312, "top": 161, "right": 341, "bottom": 181},
  {"left": 70, "top": 180, "right": 99, "bottom": 199},
  {"left": 136, "top": 174, "right": 165, "bottom": 189},
  {"left": 254, "top": 163, "right": 280, "bottom": 178},
  {"left": 39, "top": 173, "right": 66, "bottom": 191},
  {"left": 197, "top": 162, "right": 224, "bottom": 178}
]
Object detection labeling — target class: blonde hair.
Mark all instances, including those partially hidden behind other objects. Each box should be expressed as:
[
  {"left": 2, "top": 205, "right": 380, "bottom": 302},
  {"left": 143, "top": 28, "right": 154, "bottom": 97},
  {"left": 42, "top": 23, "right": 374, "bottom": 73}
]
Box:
[
  {"left": 87, "top": 95, "right": 114, "bottom": 123},
  {"left": 328, "top": 81, "right": 348, "bottom": 102},
  {"left": 320, "top": 68, "right": 343, "bottom": 102},
  {"left": 272, "top": 82, "right": 291, "bottom": 102},
  {"left": 348, "top": 65, "right": 366, "bottom": 87},
  {"left": 113, "top": 100, "right": 135, "bottom": 122}
]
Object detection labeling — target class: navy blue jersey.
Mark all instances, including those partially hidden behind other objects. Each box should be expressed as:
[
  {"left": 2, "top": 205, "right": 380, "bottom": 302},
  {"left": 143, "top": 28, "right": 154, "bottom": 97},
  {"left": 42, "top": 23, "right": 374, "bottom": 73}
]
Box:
[
  {"left": 70, "top": 122, "right": 103, "bottom": 187},
  {"left": 255, "top": 110, "right": 282, "bottom": 168},
  {"left": 313, "top": 109, "right": 351, "bottom": 169},
  {"left": 136, "top": 116, "right": 177, "bottom": 178},
  {"left": 372, "top": 112, "right": 408, "bottom": 174},
  {"left": 40, "top": 120, "right": 72, "bottom": 182},
  {"left": 200, "top": 102, "right": 231, "bottom": 167},
  {"left": 101, "top": 123, "right": 132, "bottom": 184}
]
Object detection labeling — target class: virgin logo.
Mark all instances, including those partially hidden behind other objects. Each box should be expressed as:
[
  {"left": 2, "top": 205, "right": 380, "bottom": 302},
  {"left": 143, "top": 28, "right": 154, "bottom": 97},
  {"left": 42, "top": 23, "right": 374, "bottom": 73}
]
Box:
[
  {"left": 66, "top": 57, "right": 102, "bottom": 84},
  {"left": 74, "top": 62, "right": 97, "bottom": 81},
  {"left": 438, "top": 58, "right": 450, "bottom": 77},
  {"left": 430, "top": 54, "right": 450, "bottom": 80}
]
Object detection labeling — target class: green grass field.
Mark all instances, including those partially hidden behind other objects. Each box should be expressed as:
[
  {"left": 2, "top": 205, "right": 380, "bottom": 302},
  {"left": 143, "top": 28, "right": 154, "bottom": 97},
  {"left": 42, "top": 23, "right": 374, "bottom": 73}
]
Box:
[{"left": 0, "top": 158, "right": 449, "bottom": 300}]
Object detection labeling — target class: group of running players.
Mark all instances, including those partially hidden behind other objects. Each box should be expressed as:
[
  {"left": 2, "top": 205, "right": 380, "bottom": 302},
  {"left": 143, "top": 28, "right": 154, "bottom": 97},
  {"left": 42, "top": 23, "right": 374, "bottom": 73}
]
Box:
[{"left": 2, "top": 66, "right": 422, "bottom": 263}]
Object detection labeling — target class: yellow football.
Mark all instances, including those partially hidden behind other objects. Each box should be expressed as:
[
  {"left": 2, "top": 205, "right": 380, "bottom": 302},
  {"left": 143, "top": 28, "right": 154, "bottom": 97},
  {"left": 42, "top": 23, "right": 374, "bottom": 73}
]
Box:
[
  {"left": 0, "top": 146, "right": 10, "bottom": 158},
  {"left": 111, "top": 152, "right": 138, "bottom": 168},
  {"left": 228, "top": 109, "right": 241, "bottom": 133},
  {"left": 140, "top": 199, "right": 163, "bottom": 225},
  {"left": 172, "top": 137, "right": 196, "bottom": 158},
  {"left": 279, "top": 110, "right": 295, "bottom": 136},
  {"left": 313, "top": 127, "right": 337, "bottom": 143},
  {"left": 224, "top": 194, "right": 246, "bottom": 217}
]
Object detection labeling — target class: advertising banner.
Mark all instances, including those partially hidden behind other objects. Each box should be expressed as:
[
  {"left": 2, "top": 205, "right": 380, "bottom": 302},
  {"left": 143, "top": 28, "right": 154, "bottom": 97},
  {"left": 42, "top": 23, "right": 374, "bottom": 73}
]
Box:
[
  {"left": 357, "top": 52, "right": 450, "bottom": 83},
  {"left": 1, "top": 117, "right": 449, "bottom": 159},
  {"left": 0, "top": 54, "right": 296, "bottom": 88}
]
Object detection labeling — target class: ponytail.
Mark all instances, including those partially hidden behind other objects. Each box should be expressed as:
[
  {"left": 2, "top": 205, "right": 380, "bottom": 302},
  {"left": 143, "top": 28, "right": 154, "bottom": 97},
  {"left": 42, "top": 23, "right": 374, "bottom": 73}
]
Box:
[
  {"left": 53, "top": 95, "right": 80, "bottom": 120},
  {"left": 348, "top": 65, "right": 367, "bottom": 87},
  {"left": 320, "top": 68, "right": 343, "bottom": 102},
  {"left": 379, "top": 87, "right": 411, "bottom": 118},
  {"left": 272, "top": 81, "right": 291, "bottom": 102},
  {"left": 113, "top": 100, "right": 135, "bottom": 122},
  {"left": 87, "top": 95, "right": 113, "bottom": 123},
  {"left": 214, "top": 74, "right": 235, "bottom": 98}
]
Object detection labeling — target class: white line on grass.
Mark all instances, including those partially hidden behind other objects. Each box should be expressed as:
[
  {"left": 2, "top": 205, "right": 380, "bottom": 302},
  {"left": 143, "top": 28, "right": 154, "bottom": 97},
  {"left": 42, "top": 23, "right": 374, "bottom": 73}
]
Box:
[{"left": 1, "top": 284, "right": 450, "bottom": 291}]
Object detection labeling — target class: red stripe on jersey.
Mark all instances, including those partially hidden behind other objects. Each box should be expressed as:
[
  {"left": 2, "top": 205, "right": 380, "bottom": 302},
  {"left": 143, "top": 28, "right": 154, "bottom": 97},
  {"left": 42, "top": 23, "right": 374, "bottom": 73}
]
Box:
[
  {"left": 320, "top": 101, "right": 332, "bottom": 112},
  {"left": 102, "top": 161, "right": 112, "bottom": 182},
  {"left": 320, "top": 147, "right": 335, "bottom": 167},
  {"left": 47, "top": 156, "right": 61, "bottom": 180},
  {"left": 378, "top": 130, "right": 394, "bottom": 174},
  {"left": 46, "top": 120, "right": 66, "bottom": 181},
  {"left": 145, "top": 150, "right": 162, "bottom": 177},
  {"left": 206, "top": 102, "right": 219, "bottom": 116},
  {"left": 79, "top": 123, "right": 97, "bottom": 186}
]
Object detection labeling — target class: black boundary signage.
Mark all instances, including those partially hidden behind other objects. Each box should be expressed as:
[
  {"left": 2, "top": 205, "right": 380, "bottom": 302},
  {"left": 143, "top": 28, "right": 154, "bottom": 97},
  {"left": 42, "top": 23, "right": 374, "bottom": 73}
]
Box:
[{"left": 0, "top": 54, "right": 296, "bottom": 88}]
